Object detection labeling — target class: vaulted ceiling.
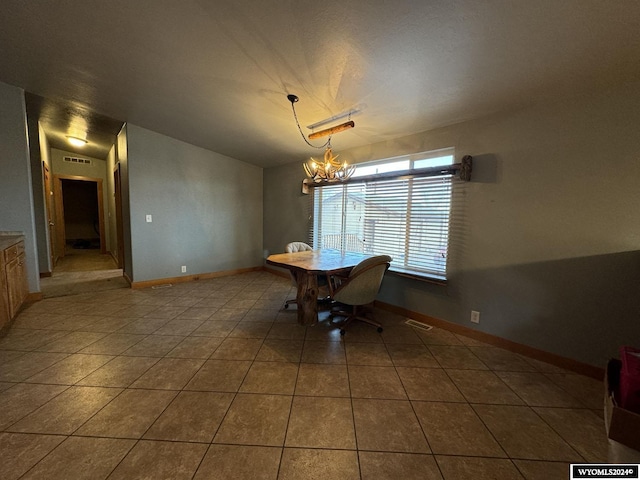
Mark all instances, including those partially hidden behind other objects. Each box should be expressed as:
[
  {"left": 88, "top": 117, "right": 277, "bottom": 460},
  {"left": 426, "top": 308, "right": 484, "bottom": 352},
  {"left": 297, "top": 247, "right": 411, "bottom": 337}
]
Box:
[{"left": 1, "top": 0, "right": 639, "bottom": 166}]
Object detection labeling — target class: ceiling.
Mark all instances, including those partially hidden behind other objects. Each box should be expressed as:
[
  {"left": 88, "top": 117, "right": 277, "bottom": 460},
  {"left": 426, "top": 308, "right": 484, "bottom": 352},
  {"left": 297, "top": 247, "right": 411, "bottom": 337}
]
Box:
[{"left": 1, "top": 0, "right": 639, "bottom": 166}]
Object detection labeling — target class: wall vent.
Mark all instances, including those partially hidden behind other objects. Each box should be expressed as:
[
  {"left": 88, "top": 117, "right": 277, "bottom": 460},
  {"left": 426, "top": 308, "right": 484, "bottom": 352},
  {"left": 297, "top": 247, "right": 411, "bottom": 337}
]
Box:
[{"left": 63, "top": 156, "right": 92, "bottom": 166}]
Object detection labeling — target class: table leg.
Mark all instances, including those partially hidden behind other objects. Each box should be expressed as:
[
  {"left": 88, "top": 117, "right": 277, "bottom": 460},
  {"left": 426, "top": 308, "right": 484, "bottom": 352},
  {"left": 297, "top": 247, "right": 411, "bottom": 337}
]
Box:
[{"left": 293, "top": 270, "right": 318, "bottom": 326}]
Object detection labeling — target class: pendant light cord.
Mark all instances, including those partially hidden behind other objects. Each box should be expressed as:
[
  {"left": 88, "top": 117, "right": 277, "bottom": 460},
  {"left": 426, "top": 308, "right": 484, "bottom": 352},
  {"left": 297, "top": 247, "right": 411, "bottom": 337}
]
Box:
[{"left": 288, "top": 95, "right": 331, "bottom": 149}]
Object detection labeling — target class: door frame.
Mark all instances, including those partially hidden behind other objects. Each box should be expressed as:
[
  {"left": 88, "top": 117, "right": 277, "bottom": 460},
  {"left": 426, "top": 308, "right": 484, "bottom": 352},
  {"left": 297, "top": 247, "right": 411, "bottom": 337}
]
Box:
[
  {"left": 53, "top": 174, "right": 107, "bottom": 256},
  {"left": 42, "top": 162, "right": 56, "bottom": 268},
  {"left": 113, "top": 163, "right": 125, "bottom": 269}
]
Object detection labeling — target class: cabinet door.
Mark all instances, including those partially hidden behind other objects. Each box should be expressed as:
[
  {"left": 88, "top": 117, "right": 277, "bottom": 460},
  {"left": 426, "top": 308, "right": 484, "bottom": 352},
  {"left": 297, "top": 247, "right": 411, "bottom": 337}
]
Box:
[
  {"left": 7, "top": 254, "right": 28, "bottom": 318},
  {"left": 0, "top": 261, "right": 9, "bottom": 330}
]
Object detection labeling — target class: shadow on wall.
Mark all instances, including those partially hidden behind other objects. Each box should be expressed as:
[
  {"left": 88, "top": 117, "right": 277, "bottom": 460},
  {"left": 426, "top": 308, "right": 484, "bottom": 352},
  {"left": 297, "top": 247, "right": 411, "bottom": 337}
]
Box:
[{"left": 379, "top": 250, "right": 640, "bottom": 368}]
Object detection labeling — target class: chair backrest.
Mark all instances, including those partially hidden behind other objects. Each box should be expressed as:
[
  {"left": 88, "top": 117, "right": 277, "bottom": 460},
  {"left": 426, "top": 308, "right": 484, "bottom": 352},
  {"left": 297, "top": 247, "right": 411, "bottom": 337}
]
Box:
[
  {"left": 285, "top": 242, "right": 313, "bottom": 253},
  {"left": 349, "top": 254, "right": 392, "bottom": 277},
  {"left": 333, "top": 255, "right": 391, "bottom": 306}
]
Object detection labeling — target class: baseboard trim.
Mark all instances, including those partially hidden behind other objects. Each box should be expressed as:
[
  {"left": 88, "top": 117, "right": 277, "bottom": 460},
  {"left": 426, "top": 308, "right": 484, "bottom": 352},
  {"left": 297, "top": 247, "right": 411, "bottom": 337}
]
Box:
[
  {"left": 39, "top": 272, "right": 52, "bottom": 278},
  {"left": 26, "top": 292, "right": 44, "bottom": 302},
  {"left": 130, "top": 266, "right": 264, "bottom": 290},
  {"left": 263, "top": 266, "right": 289, "bottom": 280},
  {"left": 375, "top": 300, "right": 604, "bottom": 380}
]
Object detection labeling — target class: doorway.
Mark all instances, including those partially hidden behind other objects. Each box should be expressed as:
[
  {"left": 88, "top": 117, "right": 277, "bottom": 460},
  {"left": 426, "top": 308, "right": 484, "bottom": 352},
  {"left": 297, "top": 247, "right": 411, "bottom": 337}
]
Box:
[{"left": 40, "top": 173, "right": 126, "bottom": 297}]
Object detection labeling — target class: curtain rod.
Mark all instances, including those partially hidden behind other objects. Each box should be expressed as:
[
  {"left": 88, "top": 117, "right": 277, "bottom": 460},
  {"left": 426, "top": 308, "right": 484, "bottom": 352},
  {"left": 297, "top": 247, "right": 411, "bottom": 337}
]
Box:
[{"left": 302, "top": 155, "right": 472, "bottom": 192}]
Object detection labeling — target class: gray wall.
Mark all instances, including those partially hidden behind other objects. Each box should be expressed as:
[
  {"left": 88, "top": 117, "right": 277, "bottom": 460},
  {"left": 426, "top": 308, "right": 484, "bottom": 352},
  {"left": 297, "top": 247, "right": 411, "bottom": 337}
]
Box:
[
  {"left": 263, "top": 81, "right": 640, "bottom": 368},
  {"left": 0, "top": 81, "right": 40, "bottom": 292},
  {"left": 126, "top": 124, "right": 264, "bottom": 283}
]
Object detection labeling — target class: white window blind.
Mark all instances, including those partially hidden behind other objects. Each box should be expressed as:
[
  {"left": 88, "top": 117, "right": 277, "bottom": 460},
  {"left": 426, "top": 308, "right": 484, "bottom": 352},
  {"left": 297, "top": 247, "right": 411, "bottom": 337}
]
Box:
[{"left": 311, "top": 150, "right": 457, "bottom": 281}]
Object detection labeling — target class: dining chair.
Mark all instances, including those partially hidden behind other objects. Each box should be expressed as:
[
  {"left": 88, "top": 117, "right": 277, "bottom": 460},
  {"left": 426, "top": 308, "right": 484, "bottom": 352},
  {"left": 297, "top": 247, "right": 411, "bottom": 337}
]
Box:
[
  {"left": 282, "top": 242, "right": 329, "bottom": 309},
  {"left": 328, "top": 254, "right": 392, "bottom": 335}
]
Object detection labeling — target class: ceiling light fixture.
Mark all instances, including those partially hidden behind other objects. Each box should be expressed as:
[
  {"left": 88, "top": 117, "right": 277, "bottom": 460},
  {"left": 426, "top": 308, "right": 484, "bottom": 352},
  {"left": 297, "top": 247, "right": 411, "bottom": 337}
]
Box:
[
  {"left": 66, "top": 136, "right": 88, "bottom": 147},
  {"left": 287, "top": 94, "right": 356, "bottom": 183}
]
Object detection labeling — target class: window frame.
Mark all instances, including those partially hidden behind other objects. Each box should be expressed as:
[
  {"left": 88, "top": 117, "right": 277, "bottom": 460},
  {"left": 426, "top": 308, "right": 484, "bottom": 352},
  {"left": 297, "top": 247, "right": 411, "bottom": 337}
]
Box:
[{"left": 307, "top": 149, "right": 471, "bottom": 283}]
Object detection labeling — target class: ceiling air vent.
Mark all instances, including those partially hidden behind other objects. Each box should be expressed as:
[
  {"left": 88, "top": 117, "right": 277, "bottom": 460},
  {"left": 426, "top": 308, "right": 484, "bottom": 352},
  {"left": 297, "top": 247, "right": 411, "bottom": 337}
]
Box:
[{"left": 63, "top": 156, "right": 92, "bottom": 166}]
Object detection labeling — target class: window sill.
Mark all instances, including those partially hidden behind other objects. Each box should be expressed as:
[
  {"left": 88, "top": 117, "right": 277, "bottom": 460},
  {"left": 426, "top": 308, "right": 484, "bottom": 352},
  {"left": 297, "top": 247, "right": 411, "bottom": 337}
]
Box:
[{"left": 387, "top": 268, "right": 447, "bottom": 285}]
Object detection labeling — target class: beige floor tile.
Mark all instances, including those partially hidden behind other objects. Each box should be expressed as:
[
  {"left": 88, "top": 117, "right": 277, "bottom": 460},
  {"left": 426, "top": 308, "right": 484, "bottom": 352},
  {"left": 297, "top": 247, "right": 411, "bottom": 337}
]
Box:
[
  {"left": 349, "top": 365, "right": 407, "bottom": 399},
  {"left": 265, "top": 323, "right": 306, "bottom": 341},
  {"left": 472, "top": 404, "right": 581, "bottom": 461},
  {"left": 428, "top": 345, "right": 489, "bottom": 369},
  {"left": 153, "top": 318, "right": 205, "bottom": 335},
  {"left": 228, "top": 321, "right": 273, "bottom": 339},
  {"left": 512, "top": 460, "right": 571, "bottom": 480},
  {"left": 397, "top": 367, "right": 466, "bottom": 402},
  {"left": 0, "top": 329, "right": 68, "bottom": 351},
  {"left": 340, "top": 321, "right": 386, "bottom": 343},
  {"left": 256, "top": 339, "right": 303, "bottom": 362},
  {"left": 194, "top": 445, "right": 281, "bottom": 480},
  {"left": 386, "top": 343, "right": 439, "bottom": 367},
  {"left": 413, "top": 401, "right": 506, "bottom": 457},
  {"left": 185, "top": 359, "right": 251, "bottom": 392},
  {"left": 353, "top": 398, "right": 430, "bottom": 453},
  {"left": 81, "top": 317, "right": 136, "bottom": 333},
  {"left": 286, "top": 396, "right": 356, "bottom": 449},
  {"left": 0, "top": 381, "right": 14, "bottom": 392},
  {"left": 128, "top": 357, "right": 204, "bottom": 389},
  {"left": 144, "top": 305, "right": 189, "bottom": 319},
  {"left": 175, "top": 306, "right": 218, "bottom": 320},
  {"left": 496, "top": 372, "right": 584, "bottom": 407},
  {"left": 533, "top": 407, "right": 607, "bottom": 462},
  {"left": 453, "top": 333, "right": 491, "bottom": 346},
  {"left": 0, "top": 350, "right": 26, "bottom": 364},
  {"left": 144, "top": 391, "right": 233, "bottom": 442},
  {"left": 302, "top": 340, "right": 346, "bottom": 364},
  {"left": 240, "top": 308, "right": 277, "bottom": 322},
  {"left": 48, "top": 315, "right": 100, "bottom": 331},
  {"left": 416, "top": 327, "right": 464, "bottom": 345},
  {"left": 0, "top": 383, "right": 68, "bottom": 430},
  {"left": 521, "top": 357, "right": 570, "bottom": 374},
  {"left": 446, "top": 369, "right": 525, "bottom": 404},
  {"left": 25, "top": 353, "right": 113, "bottom": 385},
  {"left": 0, "top": 352, "right": 69, "bottom": 382},
  {"left": 191, "top": 320, "right": 238, "bottom": 337},
  {"left": 166, "top": 336, "right": 223, "bottom": 359},
  {"left": 78, "top": 333, "right": 146, "bottom": 354},
  {"left": 359, "top": 451, "right": 443, "bottom": 480},
  {"left": 213, "top": 393, "right": 291, "bottom": 446},
  {"left": 8, "top": 386, "right": 121, "bottom": 435},
  {"left": 544, "top": 372, "right": 604, "bottom": 409},
  {"left": 469, "top": 346, "right": 539, "bottom": 371},
  {"left": 278, "top": 448, "right": 360, "bottom": 480},
  {"left": 106, "top": 440, "right": 207, "bottom": 480},
  {"left": 0, "top": 433, "right": 66, "bottom": 480},
  {"left": 209, "top": 337, "right": 263, "bottom": 360},
  {"left": 436, "top": 456, "right": 524, "bottom": 480},
  {"left": 115, "top": 317, "right": 170, "bottom": 334},
  {"left": 35, "top": 331, "right": 107, "bottom": 353},
  {"left": 295, "top": 363, "right": 350, "bottom": 397},
  {"left": 380, "top": 325, "right": 424, "bottom": 344},
  {"left": 20, "top": 436, "right": 135, "bottom": 480},
  {"left": 345, "top": 342, "right": 393, "bottom": 366},
  {"left": 122, "top": 334, "right": 185, "bottom": 357},
  {"left": 240, "top": 361, "right": 298, "bottom": 394},
  {"left": 208, "top": 308, "right": 247, "bottom": 321},
  {"left": 76, "top": 356, "right": 159, "bottom": 387},
  {"left": 75, "top": 388, "right": 177, "bottom": 438}
]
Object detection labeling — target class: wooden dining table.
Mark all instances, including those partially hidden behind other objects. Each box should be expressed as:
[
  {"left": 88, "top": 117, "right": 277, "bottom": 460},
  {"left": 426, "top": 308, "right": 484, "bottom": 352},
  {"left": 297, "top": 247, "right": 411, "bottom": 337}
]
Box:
[{"left": 266, "top": 249, "right": 374, "bottom": 326}]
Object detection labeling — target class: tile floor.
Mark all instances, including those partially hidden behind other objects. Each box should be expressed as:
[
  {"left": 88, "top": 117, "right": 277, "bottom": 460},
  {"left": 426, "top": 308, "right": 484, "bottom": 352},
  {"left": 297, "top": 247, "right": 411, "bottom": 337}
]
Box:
[{"left": 0, "top": 271, "right": 607, "bottom": 479}]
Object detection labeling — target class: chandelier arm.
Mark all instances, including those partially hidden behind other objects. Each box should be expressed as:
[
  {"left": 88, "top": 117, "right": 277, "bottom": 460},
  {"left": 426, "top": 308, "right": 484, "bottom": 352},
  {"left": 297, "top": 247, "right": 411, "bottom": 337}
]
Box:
[{"left": 289, "top": 96, "right": 330, "bottom": 149}]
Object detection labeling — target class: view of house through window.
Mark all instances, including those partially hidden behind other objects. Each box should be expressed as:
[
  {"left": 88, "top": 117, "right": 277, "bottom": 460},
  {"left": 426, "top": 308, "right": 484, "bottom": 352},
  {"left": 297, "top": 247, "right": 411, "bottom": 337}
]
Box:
[{"left": 311, "top": 148, "right": 455, "bottom": 280}]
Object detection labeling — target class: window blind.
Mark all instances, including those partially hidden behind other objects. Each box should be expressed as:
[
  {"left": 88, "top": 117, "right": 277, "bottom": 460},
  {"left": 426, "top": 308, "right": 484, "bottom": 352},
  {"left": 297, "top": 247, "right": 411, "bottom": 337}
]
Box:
[{"left": 311, "top": 172, "right": 453, "bottom": 280}]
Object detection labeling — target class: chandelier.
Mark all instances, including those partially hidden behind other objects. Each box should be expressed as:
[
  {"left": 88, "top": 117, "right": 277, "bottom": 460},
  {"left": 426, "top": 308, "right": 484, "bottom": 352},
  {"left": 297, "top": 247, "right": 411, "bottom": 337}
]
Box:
[
  {"left": 287, "top": 94, "right": 356, "bottom": 183},
  {"left": 303, "top": 145, "right": 356, "bottom": 183}
]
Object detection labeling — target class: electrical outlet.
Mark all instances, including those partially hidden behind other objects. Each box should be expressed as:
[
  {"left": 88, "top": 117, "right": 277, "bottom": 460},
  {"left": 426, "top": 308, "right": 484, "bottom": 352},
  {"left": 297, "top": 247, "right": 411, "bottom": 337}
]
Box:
[
  {"left": 181, "top": 266, "right": 187, "bottom": 273},
  {"left": 146, "top": 214, "right": 152, "bottom": 223},
  {"left": 470, "top": 310, "right": 480, "bottom": 324}
]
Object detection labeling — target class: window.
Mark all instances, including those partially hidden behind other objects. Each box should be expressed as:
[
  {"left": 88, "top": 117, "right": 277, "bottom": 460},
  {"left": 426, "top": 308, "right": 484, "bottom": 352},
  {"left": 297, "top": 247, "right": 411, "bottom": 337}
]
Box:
[{"left": 311, "top": 148, "right": 455, "bottom": 281}]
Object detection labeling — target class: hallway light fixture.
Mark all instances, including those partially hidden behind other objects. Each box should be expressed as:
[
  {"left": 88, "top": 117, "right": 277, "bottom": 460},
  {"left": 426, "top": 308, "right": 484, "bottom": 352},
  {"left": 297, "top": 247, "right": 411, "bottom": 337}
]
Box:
[{"left": 66, "top": 136, "right": 88, "bottom": 147}]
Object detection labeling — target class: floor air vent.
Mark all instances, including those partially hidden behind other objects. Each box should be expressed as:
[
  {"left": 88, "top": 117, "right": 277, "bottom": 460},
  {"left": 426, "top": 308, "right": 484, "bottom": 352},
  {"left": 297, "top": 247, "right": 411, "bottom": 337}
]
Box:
[{"left": 405, "top": 319, "right": 433, "bottom": 331}]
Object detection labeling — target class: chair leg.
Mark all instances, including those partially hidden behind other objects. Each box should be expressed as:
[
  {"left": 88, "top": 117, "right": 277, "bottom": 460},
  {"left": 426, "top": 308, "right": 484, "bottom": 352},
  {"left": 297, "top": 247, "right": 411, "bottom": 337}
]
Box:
[{"left": 331, "top": 304, "right": 383, "bottom": 335}]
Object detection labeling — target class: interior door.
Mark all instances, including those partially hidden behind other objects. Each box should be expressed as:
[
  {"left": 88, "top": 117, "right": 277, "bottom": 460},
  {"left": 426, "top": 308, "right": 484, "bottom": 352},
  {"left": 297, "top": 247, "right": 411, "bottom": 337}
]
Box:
[
  {"left": 42, "top": 162, "right": 58, "bottom": 266},
  {"left": 113, "top": 164, "right": 125, "bottom": 269}
]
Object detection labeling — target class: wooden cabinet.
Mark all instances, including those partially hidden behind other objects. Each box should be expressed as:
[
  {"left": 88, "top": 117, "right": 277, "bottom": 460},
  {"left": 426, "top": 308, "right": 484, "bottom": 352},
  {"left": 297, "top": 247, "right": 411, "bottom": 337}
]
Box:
[{"left": 0, "top": 236, "right": 28, "bottom": 331}]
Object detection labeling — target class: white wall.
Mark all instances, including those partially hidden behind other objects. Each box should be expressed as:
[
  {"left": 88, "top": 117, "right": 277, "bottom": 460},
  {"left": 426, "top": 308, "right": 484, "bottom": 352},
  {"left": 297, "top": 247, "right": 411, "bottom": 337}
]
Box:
[
  {"left": 0, "top": 81, "right": 39, "bottom": 292},
  {"left": 126, "top": 125, "right": 263, "bottom": 283},
  {"left": 264, "top": 80, "right": 640, "bottom": 367}
]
